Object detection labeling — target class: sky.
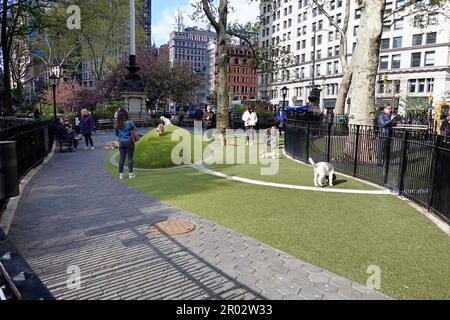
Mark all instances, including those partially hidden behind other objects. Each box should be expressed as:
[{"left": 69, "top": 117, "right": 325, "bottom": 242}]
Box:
[{"left": 152, "top": 0, "right": 259, "bottom": 46}]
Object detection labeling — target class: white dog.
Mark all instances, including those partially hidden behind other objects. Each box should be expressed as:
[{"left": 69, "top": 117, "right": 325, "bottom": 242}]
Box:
[
  {"left": 260, "top": 150, "right": 279, "bottom": 159},
  {"left": 309, "top": 158, "right": 335, "bottom": 187},
  {"left": 160, "top": 116, "right": 172, "bottom": 126}
]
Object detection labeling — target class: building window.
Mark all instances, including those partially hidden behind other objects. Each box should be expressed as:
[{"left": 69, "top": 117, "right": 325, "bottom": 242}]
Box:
[
  {"left": 411, "top": 52, "right": 421, "bottom": 67},
  {"left": 353, "top": 26, "right": 359, "bottom": 36},
  {"left": 377, "top": 82, "right": 385, "bottom": 94},
  {"left": 317, "top": 50, "right": 321, "bottom": 59},
  {"left": 381, "top": 38, "right": 390, "bottom": 49},
  {"left": 327, "top": 62, "right": 332, "bottom": 75},
  {"left": 394, "top": 18, "right": 403, "bottom": 30},
  {"left": 408, "top": 79, "right": 416, "bottom": 93},
  {"left": 302, "top": 39, "right": 306, "bottom": 49},
  {"left": 385, "top": 2, "right": 393, "bottom": 13},
  {"left": 334, "top": 61, "right": 339, "bottom": 73},
  {"left": 426, "top": 78, "right": 434, "bottom": 92},
  {"left": 380, "top": 56, "right": 389, "bottom": 69},
  {"left": 328, "top": 31, "right": 333, "bottom": 42},
  {"left": 393, "top": 36, "right": 402, "bottom": 48},
  {"left": 355, "top": 9, "right": 361, "bottom": 19},
  {"left": 424, "top": 51, "right": 435, "bottom": 66},
  {"left": 334, "top": 45, "right": 340, "bottom": 56},
  {"left": 336, "top": 13, "right": 342, "bottom": 24},
  {"left": 316, "top": 64, "right": 321, "bottom": 76},
  {"left": 396, "top": 0, "right": 405, "bottom": 8},
  {"left": 426, "top": 32, "right": 437, "bottom": 44},
  {"left": 317, "top": 35, "right": 322, "bottom": 45},
  {"left": 383, "top": 21, "right": 391, "bottom": 31},
  {"left": 327, "top": 47, "right": 333, "bottom": 57},
  {"left": 412, "top": 35, "right": 424, "bottom": 48},
  {"left": 391, "top": 54, "right": 401, "bottom": 69}
]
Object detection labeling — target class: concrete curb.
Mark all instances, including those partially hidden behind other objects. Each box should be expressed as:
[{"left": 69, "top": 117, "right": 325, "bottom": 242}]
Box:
[{"left": 0, "top": 145, "right": 56, "bottom": 235}]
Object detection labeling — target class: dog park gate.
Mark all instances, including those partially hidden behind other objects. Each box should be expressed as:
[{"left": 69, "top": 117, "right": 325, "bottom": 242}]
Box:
[{"left": 284, "top": 119, "right": 450, "bottom": 224}]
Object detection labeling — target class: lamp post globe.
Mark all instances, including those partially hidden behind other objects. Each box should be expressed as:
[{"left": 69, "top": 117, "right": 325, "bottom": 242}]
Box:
[{"left": 49, "top": 73, "right": 58, "bottom": 120}]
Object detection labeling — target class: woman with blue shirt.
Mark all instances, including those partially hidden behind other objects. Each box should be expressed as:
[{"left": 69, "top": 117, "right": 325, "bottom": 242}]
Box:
[{"left": 115, "top": 109, "right": 137, "bottom": 180}]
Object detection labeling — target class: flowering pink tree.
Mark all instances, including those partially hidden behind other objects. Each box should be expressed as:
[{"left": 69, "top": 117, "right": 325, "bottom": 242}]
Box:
[{"left": 44, "top": 80, "right": 100, "bottom": 111}]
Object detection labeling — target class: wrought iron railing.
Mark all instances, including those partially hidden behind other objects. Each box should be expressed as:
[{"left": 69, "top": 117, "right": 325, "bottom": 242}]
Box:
[{"left": 285, "top": 119, "right": 450, "bottom": 224}]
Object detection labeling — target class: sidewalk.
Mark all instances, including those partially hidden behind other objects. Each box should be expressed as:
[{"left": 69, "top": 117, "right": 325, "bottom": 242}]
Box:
[{"left": 8, "top": 131, "right": 390, "bottom": 300}]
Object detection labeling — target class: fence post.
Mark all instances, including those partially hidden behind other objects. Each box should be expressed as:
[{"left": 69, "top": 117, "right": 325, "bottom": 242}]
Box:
[
  {"left": 353, "top": 125, "right": 360, "bottom": 177},
  {"left": 327, "top": 122, "right": 332, "bottom": 162},
  {"left": 306, "top": 122, "right": 310, "bottom": 161},
  {"left": 397, "top": 130, "right": 409, "bottom": 195},
  {"left": 383, "top": 128, "right": 393, "bottom": 185},
  {"left": 428, "top": 135, "right": 441, "bottom": 209}
]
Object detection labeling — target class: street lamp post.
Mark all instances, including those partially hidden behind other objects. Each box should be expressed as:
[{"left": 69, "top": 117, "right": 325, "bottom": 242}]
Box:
[
  {"left": 281, "top": 86, "right": 288, "bottom": 108},
  {"left": 49, "top": 73, "right": 58, "bottom": 120}
]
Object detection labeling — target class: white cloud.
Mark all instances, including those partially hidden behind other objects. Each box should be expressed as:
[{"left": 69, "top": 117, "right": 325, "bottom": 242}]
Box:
[{"left": 152, "top": 0, "right": 259, "bottom": 46}]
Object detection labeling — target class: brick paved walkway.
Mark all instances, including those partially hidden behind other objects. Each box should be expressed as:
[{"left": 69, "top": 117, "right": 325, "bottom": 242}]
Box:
[{"left": 8, "top": 131, "right": 390, "bottom": 300}]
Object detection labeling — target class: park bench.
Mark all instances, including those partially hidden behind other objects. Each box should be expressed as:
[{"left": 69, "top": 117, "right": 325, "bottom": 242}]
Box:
[
  {"left": 395, "top": 124, "right": 429, "bottom": 131},
  {"left": 97, "top": 119, "right": 115, "bottom": 131}
]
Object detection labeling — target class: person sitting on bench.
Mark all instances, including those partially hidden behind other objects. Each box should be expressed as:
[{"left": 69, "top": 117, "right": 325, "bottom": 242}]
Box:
[{"left": 52, "top": 118, "right": 79, "bottom": 151}]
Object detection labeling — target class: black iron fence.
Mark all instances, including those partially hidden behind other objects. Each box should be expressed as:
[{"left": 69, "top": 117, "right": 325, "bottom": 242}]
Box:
[
  {"left": 0, "top": 120, "right": 54, "bottom": 216},
  {"left": 285, "top": 119, "right": 450, "bottom": 224}
]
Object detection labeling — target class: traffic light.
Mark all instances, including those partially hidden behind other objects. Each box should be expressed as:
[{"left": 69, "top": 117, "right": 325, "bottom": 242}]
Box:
[{"left": 308, "top": 88, "right": 321, "bottom": 103}]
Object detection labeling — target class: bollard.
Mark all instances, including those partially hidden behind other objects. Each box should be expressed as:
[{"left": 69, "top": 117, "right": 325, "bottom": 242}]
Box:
[{"left": 0, "top": 141, "right": 19, "bottom": 200}]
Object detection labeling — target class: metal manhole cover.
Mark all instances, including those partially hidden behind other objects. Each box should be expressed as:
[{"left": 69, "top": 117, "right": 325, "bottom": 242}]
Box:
[{"left": 149, "top": 220, "right": 196, "bottom": 236}]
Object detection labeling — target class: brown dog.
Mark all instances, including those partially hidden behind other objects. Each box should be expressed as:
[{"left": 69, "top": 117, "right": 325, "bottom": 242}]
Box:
[{"left": 156, "top": 124, "right": 165, "bottom": 137}]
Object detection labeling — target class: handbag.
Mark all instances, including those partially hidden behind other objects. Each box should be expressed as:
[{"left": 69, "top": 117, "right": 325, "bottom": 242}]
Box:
[{"left": 131, "top": 129, "right": 140, "bottom": 143}]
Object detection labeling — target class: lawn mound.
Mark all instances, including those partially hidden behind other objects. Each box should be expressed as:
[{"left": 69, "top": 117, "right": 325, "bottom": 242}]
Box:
[{"left": 134, "top": 125, "right": 192, "bottom": 169}]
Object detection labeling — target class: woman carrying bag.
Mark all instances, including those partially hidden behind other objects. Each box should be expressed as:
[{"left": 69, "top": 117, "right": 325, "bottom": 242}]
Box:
[{"left": 115, "top": 109, "right": 139, "bottom": 180}]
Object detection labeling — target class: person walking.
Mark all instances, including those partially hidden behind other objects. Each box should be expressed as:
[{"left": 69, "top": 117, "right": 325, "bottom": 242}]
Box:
[
  {"left": 203, "top": 105, "right": 215, "bottom": 141},
  {"left": 80, "top": 108, "right": 95, "bottom": 150},
  {"left": 242, "top": 105, "right": 258, "bottom": 145},
  {"left": 115, "top": 109, "right": 137, "bottom": 180}
]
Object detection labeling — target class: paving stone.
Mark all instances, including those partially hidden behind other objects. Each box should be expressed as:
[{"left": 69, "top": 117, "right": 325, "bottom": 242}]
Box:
[
  {"left": 308, "top": 272, "right": 330, "bottom": 283},
  {"left": 315, "top": 282, "right": 339, "bottom": 294},
  {"left": 269, "top": 263, "right": 289, "bottom": 274},
  {"left": 299, "top": 287, "right": 324, "bottom": 300},
  {"left": 338, "top": 286, "right": 363, "bottom": 300}
]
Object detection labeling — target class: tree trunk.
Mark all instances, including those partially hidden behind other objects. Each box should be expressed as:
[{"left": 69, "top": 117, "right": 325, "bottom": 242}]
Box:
[
  {"left": 349, "top": 0, "right": 385, "bottom": 126},
  {"left": 216, "top": 0, "right": 229, "bottom": 134},
  {"left": 335, "top": 66, "right": 352, "bottom": 114},
  {"left": 1, "top": 0, "right": 13, "bottom": 115}
]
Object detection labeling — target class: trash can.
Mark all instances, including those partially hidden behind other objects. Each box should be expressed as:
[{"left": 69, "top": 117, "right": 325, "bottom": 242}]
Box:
[{"left": 0, "top": 141, "right": 19, "bottom": 200}]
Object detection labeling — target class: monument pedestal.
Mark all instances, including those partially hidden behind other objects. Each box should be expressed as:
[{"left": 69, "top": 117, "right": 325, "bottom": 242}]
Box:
[
  {"left": 121, "top": 91, "right": 147, "bottom": 119},
  {"left": 120, "top": 55, "right": 148, "bottom": 120}
]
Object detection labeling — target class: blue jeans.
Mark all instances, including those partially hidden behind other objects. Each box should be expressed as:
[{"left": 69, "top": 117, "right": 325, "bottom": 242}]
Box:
[{"left": 119, "top": 140, "right": 135, "bottom": 174}]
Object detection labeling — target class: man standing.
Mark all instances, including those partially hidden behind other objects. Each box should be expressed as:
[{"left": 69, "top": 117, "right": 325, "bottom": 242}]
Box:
[{"left": 377, "top": 104, "right": 397, "bottom": 165}]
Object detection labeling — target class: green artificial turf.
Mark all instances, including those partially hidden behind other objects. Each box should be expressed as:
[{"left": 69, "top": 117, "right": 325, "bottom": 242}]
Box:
[
  {"left": 134, "top": 125, "right": 202, "bottom": 169},
  {"left": 105, "top": 147, "right": 450, "bottom": 300}
]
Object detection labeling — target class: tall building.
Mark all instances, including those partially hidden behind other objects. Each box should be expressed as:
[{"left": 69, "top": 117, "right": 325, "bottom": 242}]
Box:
[
  {"left": 259, "top": 0, "right": 450, "bottom": 114},
  {"left": 169, "top": 8, "right": 216, "bottom": 104},
  {"left": 143, "top": 0, "right": 152, "bottom": 46}
]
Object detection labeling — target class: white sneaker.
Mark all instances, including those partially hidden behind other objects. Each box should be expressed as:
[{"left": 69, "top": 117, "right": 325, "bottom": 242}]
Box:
[
  {"left": 129, "top": 173, "right": 135, "bottom": 179},
  {"left": 91, "top": 147, "right": 95, "bottom": 150},
  {"left": 119, "top": 173, "right": 124, "bottom": 180},
  {"left": 84, "top": 147, "right": 89, "bottom": 150}
]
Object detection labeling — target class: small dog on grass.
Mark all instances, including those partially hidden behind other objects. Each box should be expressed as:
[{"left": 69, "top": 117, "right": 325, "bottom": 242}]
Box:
[
  {"left": 308, "top": 157, "right": 336, "bottom": 187},
  {"left": 104, "top": 141, "right": 119, "bottom": 150},
  {"left": 156, "top": 123, "right": 165, "bottom": 137},
  {"left": 260, "top": 150, "right": 279, "bottom": 159},
  {"left": 160, "top": 116, "right": 172, "bottom": 126}
]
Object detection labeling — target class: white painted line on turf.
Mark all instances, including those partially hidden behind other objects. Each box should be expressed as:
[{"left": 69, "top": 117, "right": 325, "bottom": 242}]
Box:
[{"left": 192, "top": 164, "right": 392, "bottom": 195}]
